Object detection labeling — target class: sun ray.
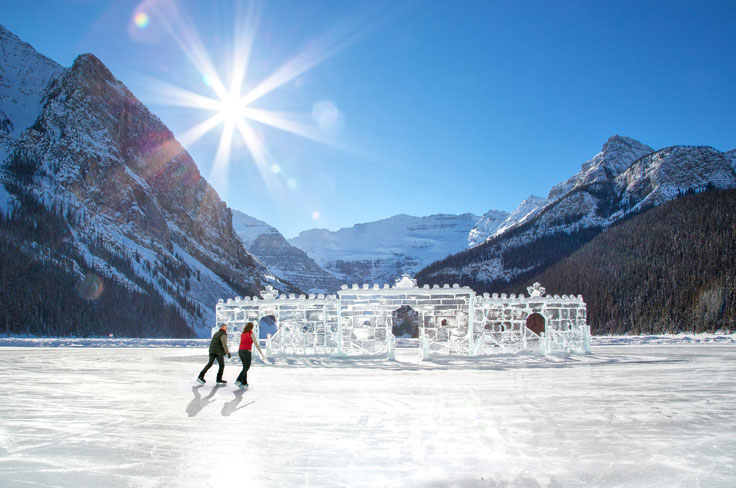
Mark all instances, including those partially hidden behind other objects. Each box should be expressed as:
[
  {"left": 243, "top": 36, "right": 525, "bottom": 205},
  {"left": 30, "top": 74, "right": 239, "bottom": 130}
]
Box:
[
  {"left": 138, "top": 75, "right": 221, "bottom": 111},
  {"left": 138, "top": 0, "right": 403, "bottom": 199},
  {"left": 229, "top": 1, "right": 259, "bottom": 100},
  {"left": 233, "top": 118, "right": 284, "bottom": 197},
  {"left": 209, "top": 121, "right": 235, "bottom": 194},
  {"left": 242, "top": 108, "right": 345, "bottom": 148},
  {"left": 241, "top": 3, "right": 389, "bottom": 106},
  {"left": 149, "top": 0, "right": 229, "bottom": 101},
  {"left": 177, "top": 112, "right": 225, "bottom": 148}
]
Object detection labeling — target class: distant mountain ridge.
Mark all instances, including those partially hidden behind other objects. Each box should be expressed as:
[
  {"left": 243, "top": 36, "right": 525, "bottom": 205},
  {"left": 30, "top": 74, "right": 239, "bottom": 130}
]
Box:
[
  {"left": 277, "top": 136, "right": 735, "bottom": 292},
  {"left": 496, "top": 189, "right": 736, "bottom": 334},
  {"left": 231, "top": 209, "right": 341, "bottom": 293},
  {"left": 417, "top": 136, "right": 736, "bottom": 289},
  {"left": 467, "top": 195, "right": 546, "bottom": 247},
  {"left": 0, "top": 25, "right": 294, "bottom": 337},
  {"left": 288, "top": 213, "right": 480, "bottom": 286},
  {"left": 231, "top": 210, "right": 280, "bottom": 247}
]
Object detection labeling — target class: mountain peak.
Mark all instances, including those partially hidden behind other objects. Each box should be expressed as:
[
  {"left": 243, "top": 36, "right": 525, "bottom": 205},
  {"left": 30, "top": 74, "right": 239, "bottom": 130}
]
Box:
[
  {"left": 521, "top": 194, "right": 546, "bottom": 204},
  {"left": 601, "top": 135, "right": 653, "bottom": 160},
  {"left": 1, "top": 27, "right": 294, "bottom": 335},
  {"left": 0, "top": 25, "right": 63, "bottom": 139},
  {"left": 70, "top": 53, "right": 115, "bottom": 82},
  {"left": 604, "top": 134, "right": 643, "bottom": 147}
]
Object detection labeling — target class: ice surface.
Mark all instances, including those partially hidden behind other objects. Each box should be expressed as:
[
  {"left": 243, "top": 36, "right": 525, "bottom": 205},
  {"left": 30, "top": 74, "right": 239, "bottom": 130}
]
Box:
[{"left": 0, "top": 342, "right": 734, "bottom": 487}]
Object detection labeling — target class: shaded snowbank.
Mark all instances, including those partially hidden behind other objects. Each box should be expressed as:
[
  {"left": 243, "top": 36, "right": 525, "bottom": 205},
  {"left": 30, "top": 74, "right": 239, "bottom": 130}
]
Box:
[
  {"left": 592, "top": 333, "right": 736, "bottom": 345},
  {"left": 0, "top": 337, "right": 208, "bottom": 347}
]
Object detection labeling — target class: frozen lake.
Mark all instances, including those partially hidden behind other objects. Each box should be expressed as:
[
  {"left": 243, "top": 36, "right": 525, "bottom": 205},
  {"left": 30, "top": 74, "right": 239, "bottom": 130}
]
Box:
[{"left": 1, "top": 343, "right": 734, "bottom": 487}]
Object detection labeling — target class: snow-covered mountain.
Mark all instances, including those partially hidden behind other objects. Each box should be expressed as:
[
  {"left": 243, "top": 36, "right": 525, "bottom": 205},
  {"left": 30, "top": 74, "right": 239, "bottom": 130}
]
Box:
[
  {"left": 615, "top": 145, "right": 736, "bottom": 212},
  {"left": 724, "top": 149, "right": 735, "bottom": 172},
  {"left": 0, "top": 27, "right": 63, "bottom": 144},
  {"left": 231, "top": 210, "right": 280, "bottom": 248},
  {"left": 467, "top": 209, "right": 508, "bottom": 247},
  {"left": 467, "top": 195, "right": 548, "bottom": 247},
  {"left": 0, "top": 25, "right": 293, "bottom": 337},
  {"left": 418, "top": 135, "right": 736, "bottom": 286},
  {"left": 231, "top": 210, "right": 341, "bottom": 293},
  {"left": 547, "top": 135, "right": 655, "bottom": 201},
  {"left": 289, "top": 213, "right": 480, "bottom": 286}
]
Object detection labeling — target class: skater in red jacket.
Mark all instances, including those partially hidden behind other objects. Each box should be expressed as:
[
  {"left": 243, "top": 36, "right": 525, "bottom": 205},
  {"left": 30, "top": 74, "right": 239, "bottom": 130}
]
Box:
[{"left": 235, "top": 322, "right": 266, "bottom": 389}]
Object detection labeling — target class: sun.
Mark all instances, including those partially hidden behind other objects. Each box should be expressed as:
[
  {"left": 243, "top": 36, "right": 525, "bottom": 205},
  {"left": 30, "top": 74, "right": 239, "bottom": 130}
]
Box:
[
  {"left": 134, "top": 0, "right": 390, "bottom": 201},
  {"left": 219, "top": 96, "right": 244, "bottom": 125},
  {"left": 133, "top": 0, "right": 381, "bottom": 201}
]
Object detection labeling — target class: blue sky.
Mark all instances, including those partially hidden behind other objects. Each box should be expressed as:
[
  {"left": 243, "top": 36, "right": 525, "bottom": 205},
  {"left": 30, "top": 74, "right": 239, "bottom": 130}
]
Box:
[{"left": 3, "top": 0, "right": 735, "bottom": 238}]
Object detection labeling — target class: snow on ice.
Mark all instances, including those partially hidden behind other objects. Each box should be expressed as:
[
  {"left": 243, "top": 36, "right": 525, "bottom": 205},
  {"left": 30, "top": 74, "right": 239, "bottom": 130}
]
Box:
[{"left": 0, "top": 337, "right": 735, "bottom": 487}]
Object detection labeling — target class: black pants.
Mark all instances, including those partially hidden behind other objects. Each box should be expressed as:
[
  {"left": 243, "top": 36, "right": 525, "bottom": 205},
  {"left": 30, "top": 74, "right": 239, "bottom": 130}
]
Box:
[
  {"left": 199, "top": 353, "right": 225, "bottom": 381},
  {"left": 236, "top": 350, "right": 251, "bottom": 385}
]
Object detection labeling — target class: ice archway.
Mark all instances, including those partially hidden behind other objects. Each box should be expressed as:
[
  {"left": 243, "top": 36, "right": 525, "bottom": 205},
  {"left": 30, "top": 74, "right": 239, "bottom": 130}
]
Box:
[{"left": 215, "top": 277, "right": 590, "bottom": 359}]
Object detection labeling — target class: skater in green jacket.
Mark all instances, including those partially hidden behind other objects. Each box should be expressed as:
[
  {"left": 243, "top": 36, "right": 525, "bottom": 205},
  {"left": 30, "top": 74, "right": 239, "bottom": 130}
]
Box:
[{"left": 197, "top": 324, "right": 231, "bottom": 385}]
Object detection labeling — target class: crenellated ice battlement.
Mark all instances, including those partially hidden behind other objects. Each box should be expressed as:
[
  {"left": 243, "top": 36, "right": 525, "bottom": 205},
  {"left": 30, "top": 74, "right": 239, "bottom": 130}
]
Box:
[{"left": 215, "top": 275, "right": 590, "bottom": 359}]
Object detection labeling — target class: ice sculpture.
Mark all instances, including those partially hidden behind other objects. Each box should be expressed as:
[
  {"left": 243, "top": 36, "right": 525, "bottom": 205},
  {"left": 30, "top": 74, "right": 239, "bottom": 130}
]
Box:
[{"left": 215, "top": 277, "right": 590, "bottom": 359}]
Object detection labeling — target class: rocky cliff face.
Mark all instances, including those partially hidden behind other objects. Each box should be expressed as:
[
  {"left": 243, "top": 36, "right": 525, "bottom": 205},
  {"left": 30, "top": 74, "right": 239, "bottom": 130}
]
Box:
[
  {"left": 0, "top": 25, "right": 292, "bottom": 336},
  {"left": 615, "top": 145, "right": 736, "bottom": 212},
  {"left": 231, "top": 210, "right": 341, "bottom": 293},
  {"left": 417, "top": 136, "right": 736, "bottom": 287}
]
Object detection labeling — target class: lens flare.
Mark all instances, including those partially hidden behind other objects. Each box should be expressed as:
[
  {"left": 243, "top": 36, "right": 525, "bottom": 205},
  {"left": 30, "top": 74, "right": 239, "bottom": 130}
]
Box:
[
  {"left": 134, "top": 12, "right": 150, "bottom": 29},
  {"left": 312, "top": 211, "right": 320, "bottom": 220},
  {"left": 141, "top": 0, "right": 392, "bottom": 204},
  {"left": 312, "top": 100, "right": 344, "bottom": 135},
  {"left": 77, "top": 273, "right": 104, "bottom": 300}
]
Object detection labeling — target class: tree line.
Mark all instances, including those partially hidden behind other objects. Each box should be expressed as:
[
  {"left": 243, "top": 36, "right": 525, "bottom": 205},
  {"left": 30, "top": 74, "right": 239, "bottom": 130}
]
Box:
[
  {"left": 461, "top": 189, "right": 736, "bottom": 334},
  {"left": 0, "top": 171, "right": 194, "bottom": 337}
]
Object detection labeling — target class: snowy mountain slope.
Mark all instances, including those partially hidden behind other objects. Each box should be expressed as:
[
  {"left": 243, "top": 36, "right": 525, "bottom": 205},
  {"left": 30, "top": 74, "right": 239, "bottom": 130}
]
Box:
[
  {"left": 467, "top": 209, "right": 508, "bottom": 247},
  {"left": 417, "top": 136, "right": 736, "bottom": 287},
  {"left": 466, "top": 137, "right": 652, "bottom": 250},
  {"left": 498, "top": 188, "right": 736, "bottom": 335},
  {"left": 0, "top": 26, "right": 63, "bottom": 142},
  {"left": 614, "top": 145, "right": 736, "bottom": 213},
  {"left": 0, "top": 26, "right": 293, "bottom": 336},
  {"left": 231, "top": 209, "right": 340, "bottom": 293},
  {"left": 547, "top": 135, "right": 654, "bottom": 201},
  {"left": 467, "top": 195, "right": 548, "bottom": 247},
  {"left": 725, "top": 149, "right": 735, "bottom": 172},
  {"left": 289, "top": 213, "right": 480, "bottom": 286},
  {"left": 491, "top": 195, "right": 547, "bottom": 238},
  {"left": 231, "top": 210, "right": 279, "bottom": 248}
]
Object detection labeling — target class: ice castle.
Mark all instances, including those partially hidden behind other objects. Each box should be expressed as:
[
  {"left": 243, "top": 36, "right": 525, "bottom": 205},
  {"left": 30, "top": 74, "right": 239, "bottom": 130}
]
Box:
[{"left": 215, "top": 276, "right": 590, "bottom": 359}]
